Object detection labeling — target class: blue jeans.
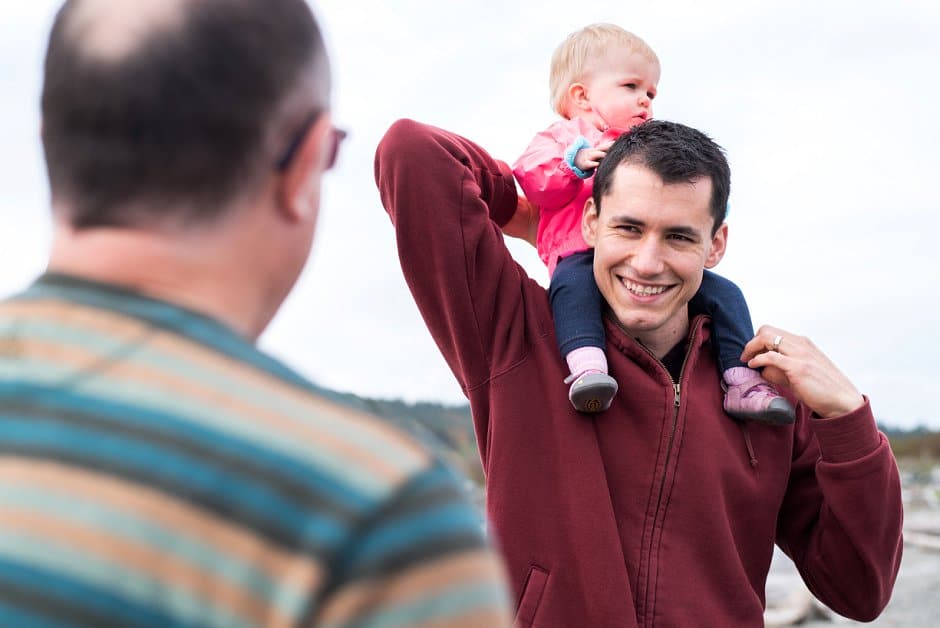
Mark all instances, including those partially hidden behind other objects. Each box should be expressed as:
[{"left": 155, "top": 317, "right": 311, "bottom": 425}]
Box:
[
  {"left": 690, "top": 269, "right": 753, "bottom": 372},
  {"left": 550, "top": 250, "right": 753, "bottom": 372},
  {"left": 549, "top": 251, "right": 606, "bottom": 357}
]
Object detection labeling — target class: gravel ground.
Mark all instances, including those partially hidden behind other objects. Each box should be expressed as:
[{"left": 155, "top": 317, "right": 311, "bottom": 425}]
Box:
[
  {"left": 797, "top": 545, "right": 939, "bottom": 627},
  {"left": 767, "top": 507, "right": 940, "bottom": 627}
]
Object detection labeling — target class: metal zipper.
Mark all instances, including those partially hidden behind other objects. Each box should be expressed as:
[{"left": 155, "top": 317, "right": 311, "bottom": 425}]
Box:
[{"left": 611, "top": 314, "right": 705, "bottom": 626}]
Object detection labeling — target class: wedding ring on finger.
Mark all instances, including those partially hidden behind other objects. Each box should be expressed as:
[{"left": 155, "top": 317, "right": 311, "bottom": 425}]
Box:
[{"left": 772, "top": 335, "right": 783, "bottom": 352}]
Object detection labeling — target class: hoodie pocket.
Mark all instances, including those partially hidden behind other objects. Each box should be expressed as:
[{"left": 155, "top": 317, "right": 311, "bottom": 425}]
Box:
[{"left": 514, "top": 564, "right": 549, "bottom": 627}]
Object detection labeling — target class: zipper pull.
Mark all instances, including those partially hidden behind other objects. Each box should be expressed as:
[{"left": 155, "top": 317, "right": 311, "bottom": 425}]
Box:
[{"left": 674, "top": 383, "right": 681, "bottom": 408}]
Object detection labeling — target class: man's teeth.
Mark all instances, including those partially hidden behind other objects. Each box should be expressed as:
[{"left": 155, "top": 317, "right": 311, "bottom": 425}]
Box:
[{"left": 624, "top": 280, "right": 666, "bottom": 296}]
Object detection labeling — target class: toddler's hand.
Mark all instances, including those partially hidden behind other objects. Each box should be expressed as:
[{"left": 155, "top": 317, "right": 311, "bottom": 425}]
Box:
[{"left": 574, "top": 140, "right": 615, "bottom": 173}]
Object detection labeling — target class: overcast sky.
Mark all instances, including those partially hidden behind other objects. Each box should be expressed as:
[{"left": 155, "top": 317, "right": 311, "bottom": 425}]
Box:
[{"left": 1, "top": 0, "right": 938, "bottom": 429}]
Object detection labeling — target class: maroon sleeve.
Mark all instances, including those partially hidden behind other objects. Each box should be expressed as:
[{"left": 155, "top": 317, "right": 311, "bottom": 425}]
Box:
[
  {"left": 374, "top": 119, "right": 542, "bottom": 460},
  {"left": 775, "top": 398, "right": 903, "bottom": 621}
]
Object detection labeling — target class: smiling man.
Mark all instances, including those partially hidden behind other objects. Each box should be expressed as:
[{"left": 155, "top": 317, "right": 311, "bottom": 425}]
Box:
[{"left": 376, "top": 118, "right": 903, "bottom": 627}]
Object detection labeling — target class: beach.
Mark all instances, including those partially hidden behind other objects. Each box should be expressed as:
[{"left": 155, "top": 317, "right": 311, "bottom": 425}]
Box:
[{"left": 766, "top": 505, "right": 939, "bottom": 626}]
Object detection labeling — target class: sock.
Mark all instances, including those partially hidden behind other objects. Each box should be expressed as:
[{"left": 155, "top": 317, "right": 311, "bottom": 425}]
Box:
[
  {"left": 723, "top": 366, "right": 759, "bottom": 386},
  {"left": 566, "top": 346, "right": 608, "bottom": 378},
  {"left": 723, "top": 366, "right": 782, "bottom": 395}
]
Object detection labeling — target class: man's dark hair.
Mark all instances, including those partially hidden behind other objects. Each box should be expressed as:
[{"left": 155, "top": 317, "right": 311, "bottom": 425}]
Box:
[
  {"left": 41, "top": 0, "right": 329, "bottom": 228},
  {"left": 593, "top": 120, "right": 730, "bottom": 234}
]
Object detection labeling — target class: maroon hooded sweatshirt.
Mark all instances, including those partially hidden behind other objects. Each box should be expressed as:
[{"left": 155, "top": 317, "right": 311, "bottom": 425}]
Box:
[{"left": 375, "top": 119, "right": 903, "bottom": 627}]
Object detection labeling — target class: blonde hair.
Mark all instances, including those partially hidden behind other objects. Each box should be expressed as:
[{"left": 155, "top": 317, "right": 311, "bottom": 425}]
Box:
[{"left": 549, "top": 23, "right": 659, "bottom": 118}]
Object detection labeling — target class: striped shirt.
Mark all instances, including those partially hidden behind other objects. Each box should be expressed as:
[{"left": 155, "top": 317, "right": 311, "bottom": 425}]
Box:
[{"left": 0, "top": 273, "right": 511, "bottom": 628}]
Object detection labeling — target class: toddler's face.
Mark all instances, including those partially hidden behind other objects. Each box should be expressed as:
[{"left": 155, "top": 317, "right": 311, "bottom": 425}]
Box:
[{"left": 579, "top": 46, "right": 660, "bottom": 132}]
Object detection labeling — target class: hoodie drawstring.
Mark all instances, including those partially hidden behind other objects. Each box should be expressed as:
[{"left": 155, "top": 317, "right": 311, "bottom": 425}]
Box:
[{"left": 739, "top": 422, "right": 759, "bottom": 470}]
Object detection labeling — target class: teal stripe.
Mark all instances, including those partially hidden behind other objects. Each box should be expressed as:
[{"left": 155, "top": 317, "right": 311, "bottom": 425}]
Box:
[
  {"left": 0, "top": 532, "right": 252, "bottom": 628},
  {"left": 10, "top": 274, "right": 365, "bottom": 405},
  {"left": 17, "top": 274, "right": 307, "bottom": 388},
  {"left": 0, "top": 354, "right": 410, "bottom": 499},
  {"left": 4, "top": 382, "right": 372, "bottom": 515},
  {"left": 353, "top": 501, "right": 482, "bottom": 565},
  {"left": 320, "top": 582, "right": 510, "bottom": 628},
  {"left": 0, "top": 316, "right": 420, "bottom": 474},
  {"left": 0, "top": 415, "right": 347, "bottom": 548},
  {"left": 0, "top": 601, "right": 69, "bottom": 628},
  {"left": 0, "top": 485, "right": 307, "bottom": 619},
  {"left": 0, "top": 558, "right": 181, "bottom": 627}
]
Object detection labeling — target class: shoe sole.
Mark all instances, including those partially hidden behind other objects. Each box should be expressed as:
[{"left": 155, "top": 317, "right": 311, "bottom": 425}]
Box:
[
  {"left": 728, "top": 409, "right": 796, "bottom": 426},
  {"left": 570, "top": 374, "right": 618, "bottom": 414}
]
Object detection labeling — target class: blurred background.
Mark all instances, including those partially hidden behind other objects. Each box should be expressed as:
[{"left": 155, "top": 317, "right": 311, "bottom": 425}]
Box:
[
  {"left": 3, "top": 2, "right": 939, "bottom": 625},
  {"left": 2, "top": 0, "right": 938, "bottom": 431}
]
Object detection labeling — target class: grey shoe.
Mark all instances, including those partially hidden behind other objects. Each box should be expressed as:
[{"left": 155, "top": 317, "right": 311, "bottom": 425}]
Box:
[{"left": 566, "top": 372, "right": 618, "bottom": 413}]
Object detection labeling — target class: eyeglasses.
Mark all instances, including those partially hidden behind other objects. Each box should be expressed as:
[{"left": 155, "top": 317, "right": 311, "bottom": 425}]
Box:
[{"left": 275, "top": 111, "right": 347, "bottom": 172}]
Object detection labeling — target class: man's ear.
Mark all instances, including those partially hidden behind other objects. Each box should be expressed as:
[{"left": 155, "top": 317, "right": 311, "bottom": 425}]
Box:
[
  {"left": 704, "top": 222, "right": 728, "bottom": 268},
  {"left": 278, "top": 114, "right": 332, "bottom": 222},
  {"left": 582, "top": 197, "right": 599, "bottom": 246}
]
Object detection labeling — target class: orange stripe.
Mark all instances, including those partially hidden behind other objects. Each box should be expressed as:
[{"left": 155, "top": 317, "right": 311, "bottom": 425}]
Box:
[
  {"left": 1, "top": 509, "right": 295, "bottom": 626},
  {"left": 315, "top": 549, "right": 511, "bottom": 625},
  {"left": 0, "top": 458, "right": 321, "bottom": 595},
  {"left": 4, "top": 309, "right": 427, "bottom": 482},
  {"left": 422, "top": 608, "right": 513, "bottom": 628},
  {"left": 2, "top": 299, "right": 428, "bottom": 468}
]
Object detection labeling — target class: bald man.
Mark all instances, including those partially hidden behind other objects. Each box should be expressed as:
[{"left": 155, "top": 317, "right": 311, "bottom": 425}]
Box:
[{"left": 0, "top": 1, "right": 511, "bottom": 626}]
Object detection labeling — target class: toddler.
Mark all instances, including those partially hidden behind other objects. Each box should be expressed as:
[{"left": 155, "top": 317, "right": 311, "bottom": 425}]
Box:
[{"left": 509, "top": 24, "right": 794, "bottom": 424}]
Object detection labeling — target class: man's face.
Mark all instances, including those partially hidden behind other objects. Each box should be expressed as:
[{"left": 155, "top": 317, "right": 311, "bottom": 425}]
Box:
[{"left": 582, "top": 163, "right": 727, "bottom": 356}]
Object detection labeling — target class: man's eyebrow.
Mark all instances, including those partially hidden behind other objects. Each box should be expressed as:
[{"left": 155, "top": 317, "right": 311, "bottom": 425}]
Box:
[
  {"left": 609, "top": 214, "right": 645, "bottom": 227},
  {"left": 666, "top": 225, "right": 700, "bottom": 239}
]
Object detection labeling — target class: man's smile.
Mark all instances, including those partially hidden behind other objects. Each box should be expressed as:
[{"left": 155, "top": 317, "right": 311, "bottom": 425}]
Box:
[{"left": 620, "top": 277, "right": 671, "bottom": 298}]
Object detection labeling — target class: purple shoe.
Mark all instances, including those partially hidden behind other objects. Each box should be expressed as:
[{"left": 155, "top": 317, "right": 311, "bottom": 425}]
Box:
[
  {"left": 722, "top": 367, "right": 795, "bottom": 425},
  {"left": 565, "top": 371, "right": 618, "bottom": 413}
]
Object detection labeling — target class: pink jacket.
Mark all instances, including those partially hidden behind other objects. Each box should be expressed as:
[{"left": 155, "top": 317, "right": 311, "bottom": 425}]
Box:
[{"left": 513, "top": 117, "right": 624, "bottom": 275}]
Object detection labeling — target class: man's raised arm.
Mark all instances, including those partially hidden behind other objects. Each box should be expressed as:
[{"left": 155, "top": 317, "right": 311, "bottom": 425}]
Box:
[{"left": 374, "top": 120, "right": 547, "bottom": 457}]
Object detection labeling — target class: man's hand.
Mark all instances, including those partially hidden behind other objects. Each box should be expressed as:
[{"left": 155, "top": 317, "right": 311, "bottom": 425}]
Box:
[
  {"left": 574, "top": 140, "right": 614, "bottom": 173},
  {"left": 742, "top": 325, "right": 865, "bottom": 419},
  {"left": 500, "top": 195, "right": 539, "bottom": 247}
]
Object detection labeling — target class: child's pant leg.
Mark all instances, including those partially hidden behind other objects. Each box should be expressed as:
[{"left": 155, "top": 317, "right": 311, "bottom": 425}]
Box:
[
  {"left": 690, "top": 270, "right": 754, "bottom": 372},
  {"left": 549, "top": 250, "right": 606, "bottom": 356}
]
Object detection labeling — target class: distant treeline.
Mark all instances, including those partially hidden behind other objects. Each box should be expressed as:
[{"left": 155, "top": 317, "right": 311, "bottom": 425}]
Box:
[
  {"left": 882, "top": 425, "right": 940, "bottom": 461},
  {"left": 319, "top": 385, "right": 939, "bottom": 477}
]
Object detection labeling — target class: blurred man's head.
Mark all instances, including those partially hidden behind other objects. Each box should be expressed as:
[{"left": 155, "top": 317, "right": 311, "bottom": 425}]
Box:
[
  {"left": 582, "top": 120, "right": 730, "bottom": 356},
  {"left": 41, "top": 0, "right": 339, "bottom": 338},
  {"left": 41, "top": 0, "right": 332, "bottom": 229}
]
